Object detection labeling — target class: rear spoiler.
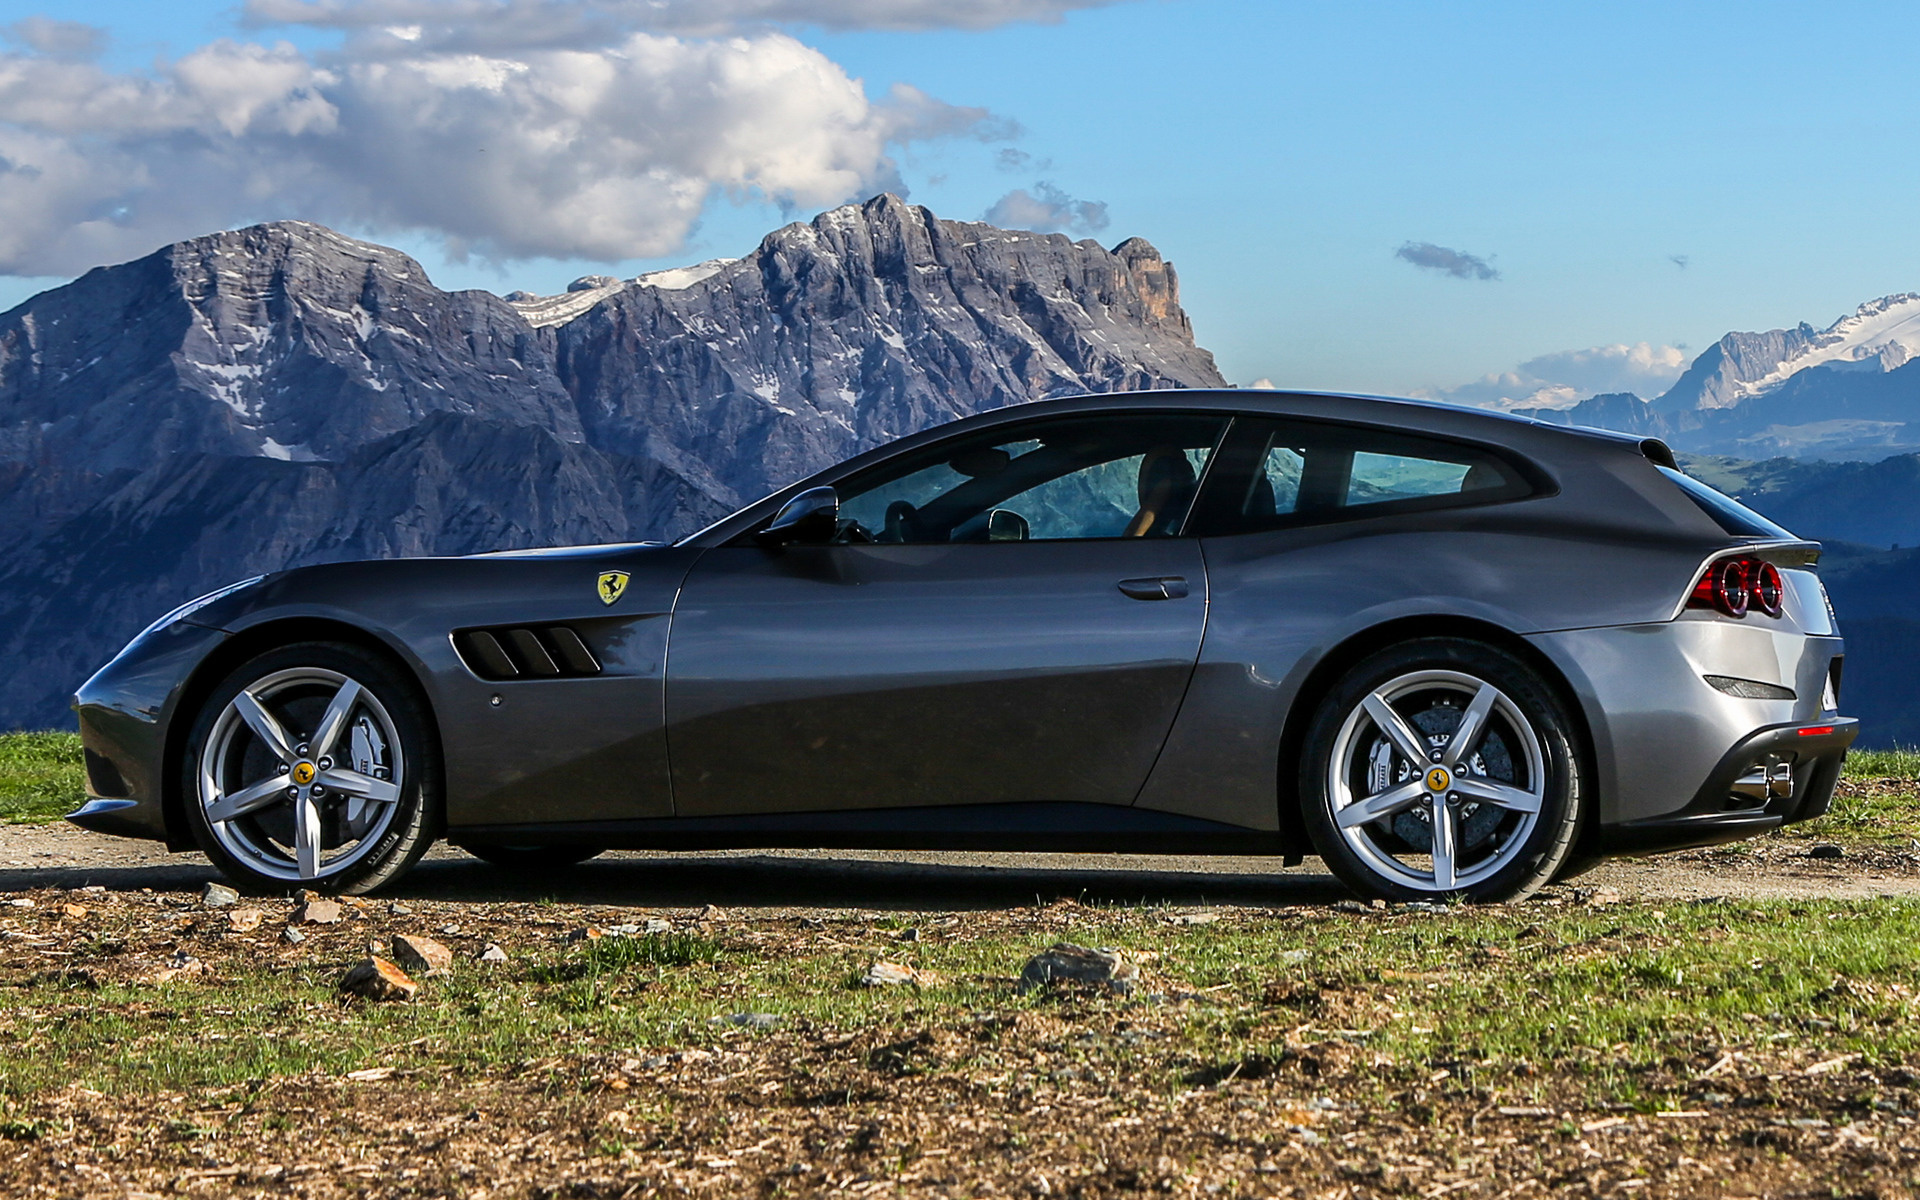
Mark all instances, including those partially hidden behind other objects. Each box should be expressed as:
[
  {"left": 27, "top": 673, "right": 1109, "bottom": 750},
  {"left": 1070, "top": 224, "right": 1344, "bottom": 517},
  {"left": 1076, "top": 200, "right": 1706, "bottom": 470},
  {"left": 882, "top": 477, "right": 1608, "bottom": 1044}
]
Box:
[{"left": 1639, "top": 438, "right": 1678, "bottom": 469}]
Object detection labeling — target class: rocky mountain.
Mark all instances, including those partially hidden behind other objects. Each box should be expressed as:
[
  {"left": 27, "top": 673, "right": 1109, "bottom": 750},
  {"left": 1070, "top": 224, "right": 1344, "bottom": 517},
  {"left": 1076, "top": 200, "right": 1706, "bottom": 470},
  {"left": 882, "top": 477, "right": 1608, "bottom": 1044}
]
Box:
[
  {"left": 0, "top": 195, "right": 1224, "bottom": 729},
  {"left": 1516, "top": 295, "right": 1920, "bottom": 460}
]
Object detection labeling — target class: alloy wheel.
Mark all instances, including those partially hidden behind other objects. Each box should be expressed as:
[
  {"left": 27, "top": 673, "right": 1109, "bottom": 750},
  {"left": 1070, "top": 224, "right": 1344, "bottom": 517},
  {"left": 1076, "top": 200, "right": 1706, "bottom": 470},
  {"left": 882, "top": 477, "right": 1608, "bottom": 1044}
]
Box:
[
  {"left": 1325, "top": 668, "right": 1547, "bottom": 893},
  {"left": 196, "top": 667, "right": 406, "bottom": 882}
]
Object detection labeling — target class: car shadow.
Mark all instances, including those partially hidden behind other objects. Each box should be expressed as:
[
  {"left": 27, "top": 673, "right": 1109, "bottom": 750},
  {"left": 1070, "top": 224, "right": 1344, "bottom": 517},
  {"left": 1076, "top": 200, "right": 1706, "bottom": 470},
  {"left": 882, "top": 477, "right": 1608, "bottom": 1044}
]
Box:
[{"left": 0, "top": 850, "right": 1350, "bottom": 909}]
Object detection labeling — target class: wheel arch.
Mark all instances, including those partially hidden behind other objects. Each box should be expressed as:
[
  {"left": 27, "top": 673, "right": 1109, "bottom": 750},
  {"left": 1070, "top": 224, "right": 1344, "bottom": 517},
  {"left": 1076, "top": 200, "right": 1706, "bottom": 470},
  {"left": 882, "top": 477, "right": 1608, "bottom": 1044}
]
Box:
[
  {"left": 160, "top": 617, "right": 444, "bottom": 851},
  {"left": 1274, "top": 614, "right": 1601, "bottom": 861}
]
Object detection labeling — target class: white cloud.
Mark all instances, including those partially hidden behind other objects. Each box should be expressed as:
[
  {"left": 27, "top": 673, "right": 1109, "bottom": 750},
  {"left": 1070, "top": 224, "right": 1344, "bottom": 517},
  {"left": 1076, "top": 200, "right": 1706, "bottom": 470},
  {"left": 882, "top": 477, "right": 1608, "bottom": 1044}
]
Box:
[
  {"left": 245, "top": 1, "right": 1121, "bottom": 48},
  {"left": 0, "top": 28, "right": 998, "bottom": 274},
  {"left": 1422, "top": 342, "right": 1691, "bottom": 411},
  {"left": 983, "top": 181, "right": 1108, "bottom": 236},
  {"left": 3, "top": 17, "right": 106, "bottom": 59}
]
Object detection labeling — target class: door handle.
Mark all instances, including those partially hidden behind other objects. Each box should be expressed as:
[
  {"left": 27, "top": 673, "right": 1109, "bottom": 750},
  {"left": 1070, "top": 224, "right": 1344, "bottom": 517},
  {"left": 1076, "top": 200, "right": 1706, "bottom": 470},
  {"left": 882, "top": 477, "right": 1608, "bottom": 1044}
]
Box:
[{"left": 1117, "top": 576, "right": 1191, "bottom": 601}]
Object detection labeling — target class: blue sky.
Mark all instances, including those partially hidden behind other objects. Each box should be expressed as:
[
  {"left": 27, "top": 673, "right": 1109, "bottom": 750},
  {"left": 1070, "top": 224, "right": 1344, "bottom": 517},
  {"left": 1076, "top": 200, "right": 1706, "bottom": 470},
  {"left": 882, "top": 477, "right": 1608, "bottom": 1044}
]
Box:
[{"left": 2, "top": 0, "right": 1918, "bottom": 402}]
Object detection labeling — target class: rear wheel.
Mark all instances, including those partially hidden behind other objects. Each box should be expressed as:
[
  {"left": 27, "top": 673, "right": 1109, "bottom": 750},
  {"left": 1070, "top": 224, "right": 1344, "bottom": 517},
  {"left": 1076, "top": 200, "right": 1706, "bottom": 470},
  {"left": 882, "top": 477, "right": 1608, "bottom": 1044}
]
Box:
[
  {"left": 458, "top": 844, "right": 604, "bottom": 870},
  {"left": 182, "top": 641, "right": 440, "bottom": 895},
  {"left": 1300, "top": 638, "right": 1583, "bottom": 903}
]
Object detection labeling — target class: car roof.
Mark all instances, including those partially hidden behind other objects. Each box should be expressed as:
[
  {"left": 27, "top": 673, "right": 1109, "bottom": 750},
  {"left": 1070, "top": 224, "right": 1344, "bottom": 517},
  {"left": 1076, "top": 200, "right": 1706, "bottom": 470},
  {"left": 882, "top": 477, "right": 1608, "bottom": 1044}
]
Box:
[{"left": 947, "top": 387, "right": 1651, "bottom": 455}]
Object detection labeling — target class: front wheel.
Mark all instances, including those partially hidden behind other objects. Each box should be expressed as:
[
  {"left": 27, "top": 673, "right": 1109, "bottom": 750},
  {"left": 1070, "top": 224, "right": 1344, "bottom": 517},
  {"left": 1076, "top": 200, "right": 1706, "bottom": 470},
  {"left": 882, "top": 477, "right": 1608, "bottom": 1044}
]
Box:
[
  {"left": 1299, "top": 638, "right": 1584, "bottom": 903},
  {"left": 182, "top": 641, "right": 441, "bottom": 894}
]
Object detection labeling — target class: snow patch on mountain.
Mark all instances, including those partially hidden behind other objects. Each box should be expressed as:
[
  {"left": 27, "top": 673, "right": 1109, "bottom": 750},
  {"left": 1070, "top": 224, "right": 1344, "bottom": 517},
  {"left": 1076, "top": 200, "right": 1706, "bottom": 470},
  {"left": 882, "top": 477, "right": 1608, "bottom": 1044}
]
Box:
[
  {"left": 1729, "top": 293, "right": 1920, "bottom": 403},
  {"left": 506, "top": 258, "right": 739, "bottom": 329}
]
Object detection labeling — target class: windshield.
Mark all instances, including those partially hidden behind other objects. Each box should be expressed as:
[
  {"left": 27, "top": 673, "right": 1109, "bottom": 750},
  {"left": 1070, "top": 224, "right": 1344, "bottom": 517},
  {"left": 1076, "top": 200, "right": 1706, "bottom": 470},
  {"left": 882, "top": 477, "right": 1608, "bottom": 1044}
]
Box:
[{"left": 1657, "top": 466, "right": 1795, "bottom": 539}]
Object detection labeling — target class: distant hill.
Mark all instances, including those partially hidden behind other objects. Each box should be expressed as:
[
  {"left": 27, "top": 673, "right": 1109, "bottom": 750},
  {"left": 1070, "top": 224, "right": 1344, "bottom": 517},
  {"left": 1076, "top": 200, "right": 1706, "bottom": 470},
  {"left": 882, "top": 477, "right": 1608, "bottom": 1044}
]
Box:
[
  {"left": 0, "top": 196, "right": 1224, "bottom": 728},
  {"left": 1518, "top": 295, "right": 1920, "bottom": 461},
  {"left": 1679, "top": 452, "right": 1920, "bottom": 550}
]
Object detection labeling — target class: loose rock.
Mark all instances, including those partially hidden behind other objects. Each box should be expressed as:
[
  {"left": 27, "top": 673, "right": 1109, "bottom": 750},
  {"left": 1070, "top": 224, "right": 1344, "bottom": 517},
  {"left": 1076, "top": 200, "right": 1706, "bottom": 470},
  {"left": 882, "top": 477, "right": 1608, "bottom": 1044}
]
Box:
[
  {"left": 1810, "top": 844, "right": 1845, "bottom": 860},
  {"left": 200, "top": 882, "right": 239, "bottom": 908},
  {"left": 1019, "top": 943, "right": 1139, "bottom": 995},
  {"left": 281, "top": 926, "right": 306, "bottom": 945},
  {"left": 226, "top": 908, "right": 263, "bottom": 933},
  {"left": 565, "top": 926, "right": 603, "bottom": 943},
  {"left": 340, "top": 957, "right": 418, "bottom": 1002},
  {"left": 479, "top": 943, "right": 509, "bottom": 963},
  {"left": 390, "top": 934, "right": 454, "bottom": 976},
  {"left": 291, "top": 899, "right": 342, "bottom": 925},
  {"left": 860, "top": 961, "right": 922, "bottom": 987},
  {"left": 1163, "top": 911, "right": 1219, "bottom": 926},
  {"left": 720, "top": 1012, "right": 782, "bottom": 1029}
]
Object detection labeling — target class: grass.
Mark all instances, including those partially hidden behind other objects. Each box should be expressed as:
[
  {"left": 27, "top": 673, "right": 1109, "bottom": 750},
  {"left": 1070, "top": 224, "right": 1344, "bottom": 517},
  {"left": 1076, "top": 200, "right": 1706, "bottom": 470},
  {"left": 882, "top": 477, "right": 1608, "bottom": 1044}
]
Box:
[
  {"left": 0, "top": 732, "right": 83, "bottom": 825},
  {"left": 9, "top": 893, "right": 1920, "bottom": 1194},
  {"left": 3, "top": 896, "right": 1920, "bottom": 1106},
  {"left": 1847, "top": 745, "right": 1920, "bottom": 780}
]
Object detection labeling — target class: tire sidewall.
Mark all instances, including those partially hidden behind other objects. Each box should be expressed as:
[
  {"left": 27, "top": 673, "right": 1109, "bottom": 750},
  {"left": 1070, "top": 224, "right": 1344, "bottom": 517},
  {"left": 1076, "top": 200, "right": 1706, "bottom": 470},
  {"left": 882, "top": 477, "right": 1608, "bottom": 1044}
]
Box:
[
  {"left": 181, "top": 641, "right": 441, "bottom": 895},
  {"left": 1299, "top": 637, "right": 1584, "bottom": 903}
]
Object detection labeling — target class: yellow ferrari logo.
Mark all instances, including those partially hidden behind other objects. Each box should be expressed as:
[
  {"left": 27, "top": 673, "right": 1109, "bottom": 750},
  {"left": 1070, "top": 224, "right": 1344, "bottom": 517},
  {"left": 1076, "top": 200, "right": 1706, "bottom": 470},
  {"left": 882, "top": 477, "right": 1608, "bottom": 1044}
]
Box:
[
  {"left": 291, "top": 761, "right": 316, "bottom": 786},
  {"left": 597, "top": 571, "right": 630, "bottom": 606},
  {"left": 1425, "top": 766, "right": 1451, "bottom": 792}
]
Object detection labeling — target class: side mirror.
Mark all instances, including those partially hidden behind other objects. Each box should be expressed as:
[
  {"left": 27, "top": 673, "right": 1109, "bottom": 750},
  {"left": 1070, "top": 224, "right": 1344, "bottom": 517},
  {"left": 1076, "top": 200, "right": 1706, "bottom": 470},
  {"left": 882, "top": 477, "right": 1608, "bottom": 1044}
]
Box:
[{"left": 755, "top": 486, "right": 839, "bottom": 548}]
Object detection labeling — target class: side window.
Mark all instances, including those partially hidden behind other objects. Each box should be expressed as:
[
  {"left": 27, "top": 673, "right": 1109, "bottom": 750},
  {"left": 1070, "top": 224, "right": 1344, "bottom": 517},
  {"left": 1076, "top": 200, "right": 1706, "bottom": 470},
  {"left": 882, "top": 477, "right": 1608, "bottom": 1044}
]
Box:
[
  {"left": 1194, "top": 418, "right": 1533, "bottom": 535},
  {"left": 831, "top": 414, "right": 1228, "bottom": 544}
]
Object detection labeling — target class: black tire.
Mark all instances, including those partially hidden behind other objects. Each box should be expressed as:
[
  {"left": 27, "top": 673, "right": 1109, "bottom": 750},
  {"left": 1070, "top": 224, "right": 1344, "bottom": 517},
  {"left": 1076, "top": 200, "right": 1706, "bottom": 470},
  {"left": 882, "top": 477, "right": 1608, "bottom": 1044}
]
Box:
[
  {"left": 181, "top": 641, "right": 441, "bottom": 895},
  {"left": 457, "top": 844, "right": 604, "bottom": 870},
  {"left": 1298, "top": 637, "right": 1584, "bottom": 904}
]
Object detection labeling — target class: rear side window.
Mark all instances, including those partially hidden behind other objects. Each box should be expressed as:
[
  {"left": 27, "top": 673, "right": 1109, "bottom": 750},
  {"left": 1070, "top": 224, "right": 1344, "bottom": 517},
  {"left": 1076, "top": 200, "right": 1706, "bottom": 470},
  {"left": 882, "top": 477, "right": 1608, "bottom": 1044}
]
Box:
[
  {"left": 1192, "top": 417, "right": 1535, "bottom": 535},
  {"left": 1657, "top": 466, "right": 1795, "bottom": 539}
]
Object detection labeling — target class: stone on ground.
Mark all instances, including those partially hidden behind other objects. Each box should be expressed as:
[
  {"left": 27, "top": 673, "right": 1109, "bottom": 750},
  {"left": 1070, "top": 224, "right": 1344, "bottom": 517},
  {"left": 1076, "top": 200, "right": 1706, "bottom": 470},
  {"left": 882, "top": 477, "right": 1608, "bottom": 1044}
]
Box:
[
  {"left": 340, "top": 957, "right": 418, "bottom": 1002},
  {"left": 390, "top": 934, "right": 453, "bottom": 976},
  {"left": 1019, "top": 943, "right": 1139, "bottom": 995}
]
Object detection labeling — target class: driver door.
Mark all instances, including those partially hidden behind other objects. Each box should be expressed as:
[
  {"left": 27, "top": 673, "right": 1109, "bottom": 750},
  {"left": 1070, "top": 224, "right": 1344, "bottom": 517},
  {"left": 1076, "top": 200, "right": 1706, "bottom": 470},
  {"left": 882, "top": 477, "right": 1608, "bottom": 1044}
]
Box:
[{"left": 664, "top": 412, "right": 1228, "bottom": 817}]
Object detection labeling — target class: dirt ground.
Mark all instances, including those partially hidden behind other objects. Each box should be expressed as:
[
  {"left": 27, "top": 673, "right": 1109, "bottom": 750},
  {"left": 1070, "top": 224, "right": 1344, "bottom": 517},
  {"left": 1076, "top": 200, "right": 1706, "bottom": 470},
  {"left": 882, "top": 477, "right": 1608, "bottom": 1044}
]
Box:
[
  {"left": 5, "top": 821, "right": 1918, "bottom": 910},
  {"left": 6, "top": 824, "right": 1920, "bottom": 1199}
]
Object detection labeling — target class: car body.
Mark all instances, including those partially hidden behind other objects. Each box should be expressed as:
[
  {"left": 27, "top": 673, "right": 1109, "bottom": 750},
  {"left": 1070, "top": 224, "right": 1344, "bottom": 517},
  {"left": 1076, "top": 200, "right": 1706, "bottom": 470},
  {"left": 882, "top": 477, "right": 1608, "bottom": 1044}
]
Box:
[{"left": 68, "top": 389, "right": 1858, "bottom": 899}]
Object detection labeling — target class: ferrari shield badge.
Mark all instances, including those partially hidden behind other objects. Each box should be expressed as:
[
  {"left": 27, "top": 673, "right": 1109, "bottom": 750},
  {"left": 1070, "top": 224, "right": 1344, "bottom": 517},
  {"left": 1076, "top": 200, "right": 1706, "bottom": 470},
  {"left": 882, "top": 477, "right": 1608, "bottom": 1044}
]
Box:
[{"left": 596, "top": 571, "right": 630, "bottom": 606}]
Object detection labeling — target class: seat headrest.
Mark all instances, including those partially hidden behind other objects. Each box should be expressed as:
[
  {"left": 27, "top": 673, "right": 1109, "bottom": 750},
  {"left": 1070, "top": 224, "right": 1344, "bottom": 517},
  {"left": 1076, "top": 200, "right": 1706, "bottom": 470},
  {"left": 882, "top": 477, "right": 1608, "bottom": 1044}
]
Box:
[{"left": 1137, "top": 446, "right": 1197, "bottom": 505}]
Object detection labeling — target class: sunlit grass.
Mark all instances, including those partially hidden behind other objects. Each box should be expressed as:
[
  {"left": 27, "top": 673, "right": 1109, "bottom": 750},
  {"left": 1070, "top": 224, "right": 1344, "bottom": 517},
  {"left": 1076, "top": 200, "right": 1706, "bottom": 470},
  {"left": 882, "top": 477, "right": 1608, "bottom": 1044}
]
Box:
[
  {"left": 0, "top": 731, "right": 83, "bottom": 825},
  {"left": 1847, "top": 746, "right": 1920, "bottom": 780},
  {"left": 5, "top": 900, "right": 1920, "bottom": 1110}
]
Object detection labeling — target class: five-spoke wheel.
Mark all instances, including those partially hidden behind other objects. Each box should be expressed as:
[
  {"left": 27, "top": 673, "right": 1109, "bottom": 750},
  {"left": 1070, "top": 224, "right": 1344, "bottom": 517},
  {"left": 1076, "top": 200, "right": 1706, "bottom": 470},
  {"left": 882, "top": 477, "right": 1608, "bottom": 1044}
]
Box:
[
  {"left": 1301, "top": 638, "right": 1583, "bottom": 903},
  {"left": 183, "top": 642, "right": 439, "bottom": 894}
]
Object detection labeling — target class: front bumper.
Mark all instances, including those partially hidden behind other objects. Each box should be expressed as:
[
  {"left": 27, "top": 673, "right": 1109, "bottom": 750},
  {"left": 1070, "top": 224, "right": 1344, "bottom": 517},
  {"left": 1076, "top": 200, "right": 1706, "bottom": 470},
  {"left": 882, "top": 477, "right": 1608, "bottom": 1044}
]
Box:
[
  {"left": 67, "top": 620, "right": 231, "bottom": 846},
  {"left": 1598, "top": 717, "right": 1858, "bottom": 854}
]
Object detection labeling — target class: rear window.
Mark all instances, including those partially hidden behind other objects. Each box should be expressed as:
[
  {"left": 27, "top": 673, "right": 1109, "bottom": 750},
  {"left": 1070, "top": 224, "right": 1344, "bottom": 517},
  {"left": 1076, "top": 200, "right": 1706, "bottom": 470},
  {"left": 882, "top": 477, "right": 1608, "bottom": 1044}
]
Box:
[
  {"left": 1191, "top": 417, "right": 1535, "bottom": 535},
  {"left": 1657, "top": 466, "right": 1795, "bottom": 539}
]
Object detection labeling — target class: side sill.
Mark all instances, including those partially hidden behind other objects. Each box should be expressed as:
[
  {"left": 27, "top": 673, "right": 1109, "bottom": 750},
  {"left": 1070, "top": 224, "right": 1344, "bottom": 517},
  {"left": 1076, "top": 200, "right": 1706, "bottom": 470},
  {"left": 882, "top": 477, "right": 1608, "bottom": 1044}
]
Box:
[{"left": 451, "top": 801, "right": 1288, "bottom": 856}]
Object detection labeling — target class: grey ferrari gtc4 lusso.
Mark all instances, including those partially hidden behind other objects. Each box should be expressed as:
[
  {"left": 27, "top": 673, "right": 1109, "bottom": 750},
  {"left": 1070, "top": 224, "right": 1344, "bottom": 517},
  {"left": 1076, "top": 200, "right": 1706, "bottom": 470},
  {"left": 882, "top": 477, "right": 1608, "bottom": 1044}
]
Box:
[{"left": 69, "top": 390, "right": 1857, "bottom": 902}]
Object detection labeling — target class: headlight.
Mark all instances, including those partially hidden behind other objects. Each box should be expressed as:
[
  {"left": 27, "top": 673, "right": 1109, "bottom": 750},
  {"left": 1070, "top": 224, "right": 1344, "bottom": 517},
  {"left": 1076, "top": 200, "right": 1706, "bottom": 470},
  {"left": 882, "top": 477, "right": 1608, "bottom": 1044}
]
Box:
[{"left": 134, "top": 576, "right": 265, "bottom": 641}]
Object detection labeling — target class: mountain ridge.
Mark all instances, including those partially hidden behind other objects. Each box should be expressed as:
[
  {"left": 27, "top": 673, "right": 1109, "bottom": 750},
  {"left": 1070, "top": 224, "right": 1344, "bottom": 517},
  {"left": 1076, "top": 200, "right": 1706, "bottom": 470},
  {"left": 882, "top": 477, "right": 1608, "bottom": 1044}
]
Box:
[
  {"left": 0, "top": 196, "right": 1225, "bottom": 728},
  {"left": 1516, "top": 294, "right": 1920, "bottom": 460}
]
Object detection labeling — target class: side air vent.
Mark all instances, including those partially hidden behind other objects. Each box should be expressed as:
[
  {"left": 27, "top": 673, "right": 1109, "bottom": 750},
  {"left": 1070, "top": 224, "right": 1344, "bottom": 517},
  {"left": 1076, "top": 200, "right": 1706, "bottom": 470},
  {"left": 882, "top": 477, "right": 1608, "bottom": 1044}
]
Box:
[{"left": 455, "top": 625, "right": 602, "bottom": 680}]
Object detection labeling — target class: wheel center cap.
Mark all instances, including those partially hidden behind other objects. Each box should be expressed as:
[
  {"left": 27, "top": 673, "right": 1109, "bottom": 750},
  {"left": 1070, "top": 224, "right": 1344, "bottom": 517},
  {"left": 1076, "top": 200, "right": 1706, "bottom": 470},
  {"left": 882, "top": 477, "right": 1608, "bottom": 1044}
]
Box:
[
  {"left": 1424, "top": 765, "right": 1451, "bottom": 793},
  {"left": 291, "top": 761, "right": 317, "bottom": 786}
]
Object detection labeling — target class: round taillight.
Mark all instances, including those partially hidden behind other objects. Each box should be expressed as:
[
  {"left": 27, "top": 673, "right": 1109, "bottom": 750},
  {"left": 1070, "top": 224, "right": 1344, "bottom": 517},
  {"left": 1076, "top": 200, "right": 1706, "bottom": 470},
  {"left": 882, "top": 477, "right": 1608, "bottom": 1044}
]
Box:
[
  {"left": 1712, "top": 558, "right": 1750, "bottom": 617},
  {"left": 1750, "top": 560, "right": 1783, "bottom": 618}
]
